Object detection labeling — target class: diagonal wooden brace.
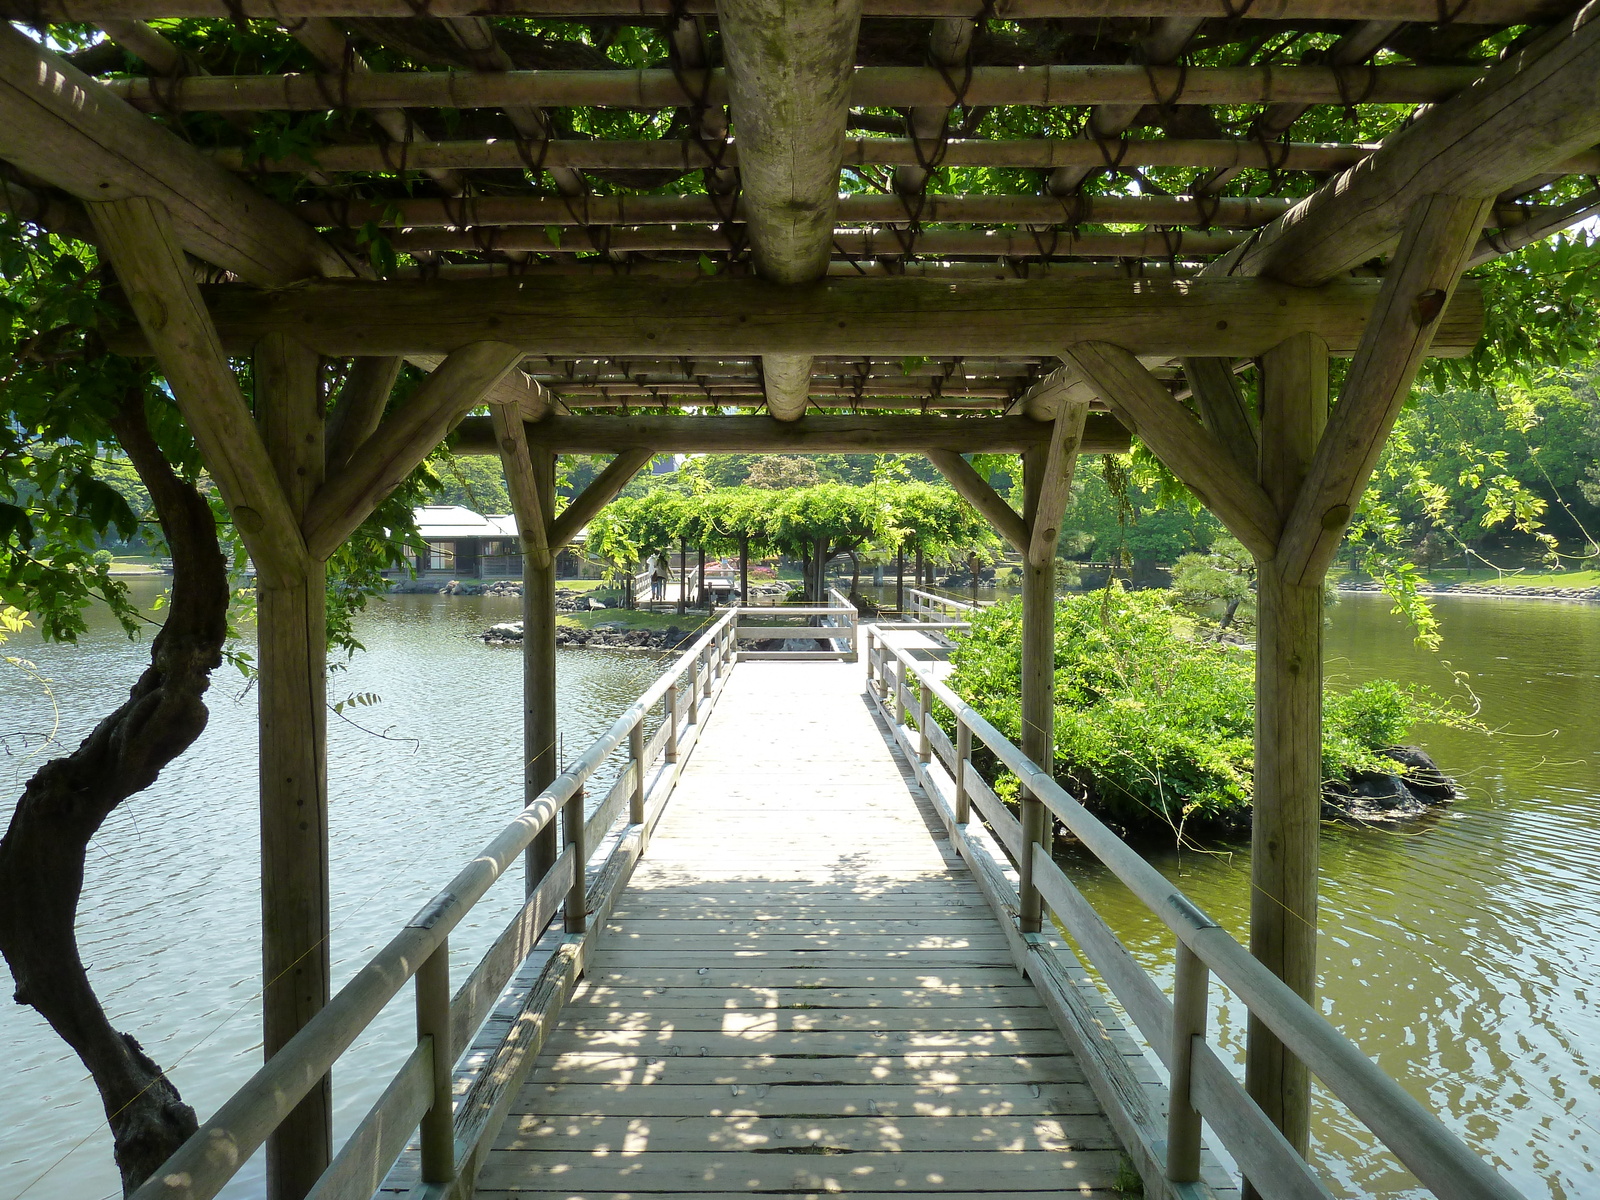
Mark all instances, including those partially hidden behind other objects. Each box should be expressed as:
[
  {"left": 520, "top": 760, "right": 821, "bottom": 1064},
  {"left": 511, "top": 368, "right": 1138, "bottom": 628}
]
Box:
[
  {"left": 548, "top": 449, "right": 655, "bottom": 552},
  {"left": 303, "top": 341, "right": 526, "bottom": 561},
  {"left": 1064, "top": 340, "right": 1281, "bottom": 560},
  {"left": 89, "top": 195, "right": 310, "bottom": 584},
  {"left": 925, "top": 450, "right": 1029, "bottom": 555},
  {"left": 1276, "top": 193, "right": 1495, "bottom": 587}
]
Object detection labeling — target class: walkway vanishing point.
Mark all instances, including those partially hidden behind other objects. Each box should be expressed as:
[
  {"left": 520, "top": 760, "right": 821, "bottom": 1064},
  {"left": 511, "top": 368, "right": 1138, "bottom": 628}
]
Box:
[{"left": 477, "top": 654, "right": 1143, "bottom": 1198}]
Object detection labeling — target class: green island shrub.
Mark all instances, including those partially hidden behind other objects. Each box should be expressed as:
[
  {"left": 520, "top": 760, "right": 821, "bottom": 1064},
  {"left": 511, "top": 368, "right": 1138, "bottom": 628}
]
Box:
[{"left": 944, "top": 585, "right": 1472, "bottom": 840}]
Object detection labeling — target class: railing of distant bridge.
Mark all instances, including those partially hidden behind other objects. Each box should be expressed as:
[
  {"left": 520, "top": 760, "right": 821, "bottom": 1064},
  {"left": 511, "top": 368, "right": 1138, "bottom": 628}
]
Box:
[
  {"left": 904, "top": 585, "right": 988, "bottom": 624},
  {"left": 131, "top": 609, "right": 743, "bottom": 1200},
  {"left": 864, "top": 622, "right": 1523, "bottom": 1200},
  {"left": 734, "top": 585, "right": 858, "bottom": 662}
]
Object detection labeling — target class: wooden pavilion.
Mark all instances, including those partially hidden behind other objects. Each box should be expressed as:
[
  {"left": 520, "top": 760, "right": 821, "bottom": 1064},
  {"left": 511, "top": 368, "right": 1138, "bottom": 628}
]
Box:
[{"left": 3, "top": 2, "right": 1597, "bottom": 1197}]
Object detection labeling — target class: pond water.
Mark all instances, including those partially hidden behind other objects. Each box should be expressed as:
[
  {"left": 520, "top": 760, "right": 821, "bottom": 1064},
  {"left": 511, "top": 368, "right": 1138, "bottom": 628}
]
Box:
[{"left": 0, "top": 587, "right": 1595, "bottom": 1200}]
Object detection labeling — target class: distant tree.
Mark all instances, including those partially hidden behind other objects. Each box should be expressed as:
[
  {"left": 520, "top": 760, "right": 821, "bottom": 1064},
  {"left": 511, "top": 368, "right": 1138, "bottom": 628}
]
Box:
[{"left": 746, "top": 455, "right": 825, "bottom": 489}]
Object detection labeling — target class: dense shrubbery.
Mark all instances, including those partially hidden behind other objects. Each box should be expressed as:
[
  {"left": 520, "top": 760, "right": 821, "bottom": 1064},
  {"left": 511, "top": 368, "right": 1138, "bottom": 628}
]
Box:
[{"left": 946, "top": 586, "right": 1465, "bottom": 839}]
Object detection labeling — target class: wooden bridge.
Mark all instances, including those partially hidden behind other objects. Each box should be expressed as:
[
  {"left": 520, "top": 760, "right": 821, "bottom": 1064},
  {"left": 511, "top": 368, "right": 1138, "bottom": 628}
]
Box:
[{"left": 132, "top": 606, "right": 1519, "bottom": 1200}]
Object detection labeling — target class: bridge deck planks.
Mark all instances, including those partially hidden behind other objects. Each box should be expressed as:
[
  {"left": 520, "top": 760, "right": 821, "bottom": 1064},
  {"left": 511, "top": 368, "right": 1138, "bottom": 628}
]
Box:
[{"left": 479, "top": 661, "right": 1126, "bottom": 1197}]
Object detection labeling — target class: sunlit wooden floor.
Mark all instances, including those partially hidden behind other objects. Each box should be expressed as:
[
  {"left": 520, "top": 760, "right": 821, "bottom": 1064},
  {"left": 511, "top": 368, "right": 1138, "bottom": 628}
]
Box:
[{"left": 478, "top": 661, "right": 1125, "bottom": 1198}]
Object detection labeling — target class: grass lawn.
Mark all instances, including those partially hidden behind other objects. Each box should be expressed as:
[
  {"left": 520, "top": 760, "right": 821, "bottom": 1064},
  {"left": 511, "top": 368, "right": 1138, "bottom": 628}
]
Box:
[
  {"left": 555, "top": 577, "right": 613, "bottom": 592},
  {"left": 1414, "top": 567, "right": 1600, "bottom": 589},
  {"left": 556, "top": 609, "right": 717, "bottom": 633},
  {"left": 109, "top": 554, "right": 166, "bottom": 575}
]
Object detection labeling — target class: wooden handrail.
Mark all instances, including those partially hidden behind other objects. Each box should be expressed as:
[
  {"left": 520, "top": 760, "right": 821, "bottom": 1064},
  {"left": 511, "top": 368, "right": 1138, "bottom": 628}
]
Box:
[
  {"left": 133, "top": 608, "right": 740, "bottom": 1200},
  {"left": 866, "top": 625, "right": 1524, "bottom": 1200}
]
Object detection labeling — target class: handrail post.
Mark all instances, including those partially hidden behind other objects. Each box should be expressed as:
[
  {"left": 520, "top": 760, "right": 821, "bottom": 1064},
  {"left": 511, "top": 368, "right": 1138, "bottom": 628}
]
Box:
[
  {"left": 665, "top": 686, "right": 679, "bottom": 763},
  {"left": 1167, "top": 941, "right": 1210, "bottom": 1184},
  {"left": 416, "top": 938, "right": 454, "bottom": 1184},
  {"left": 701, "top": 644, "right": 712, "bottom": 699},
  {"left": 688, "top": 657, "right": 701, "bottom": 727},
  {"left": 894, "top": 658, "right": 906, "bottom": 726},
  {"left": 917, "top": 681, "right": 932, "bottom": 763},
  {"left": 564, "top": 785, "right": 587, "bottom": 934},
  {"left": 955, "top": 717, "right": 972, "bottom": 824},
  {"left": 1018, "top": 784, "right": 1045, "bottom": 932},
  {"left": 628, "top": 720, "right": 646, "bottom": 825}
]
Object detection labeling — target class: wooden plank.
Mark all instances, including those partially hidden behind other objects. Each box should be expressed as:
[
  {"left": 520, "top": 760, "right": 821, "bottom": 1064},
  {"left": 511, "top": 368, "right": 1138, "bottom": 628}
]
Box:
[
  {"left": 964, "top": 769, "right": 1023, "bottom": 865},
  {"left": 541, "top": 1028, "right": 1071, "bottom": 1057},
  {"left": 496, "top": 1112, "right": 1119, "bottom": 1153},
  {"left": 475, "top": 1147, "right": 1123, "bottom": 1192},
  {"left": 554, "top": 1007, "right": 1057, "bottom": 1032},
  {"left": 587, "top": 949, "right": 1021, "bottom": 969},
  {"left": 451, "top": 849, "right": 574, "bottom": 1059},
  {"left": 1064, "top": 340, "right": 1281, "bottom": 559},
  {"left": 514, "top": 1079, "right": 1099, "bottom": 1118},
  {"left": 107, "top": 274, "right": 1486, "bottom": 360},
  {"left": 304, "top": 1042, "right": 431, "bottom": 1200},
  {"left": 0, "top": 23, "right": 347, "bottom": 285},
  {"left": 530, "top": 1053, "right": 1086, "bottom": 1088},
  {"left": 597, "top": 931, "right": 1011, "bottom": 951},
  {"left": 87, "top": 196, "right": 309, "bottom": 583},
  {"left": 304, "top": 340, "right": 526, "bottom": 559}
]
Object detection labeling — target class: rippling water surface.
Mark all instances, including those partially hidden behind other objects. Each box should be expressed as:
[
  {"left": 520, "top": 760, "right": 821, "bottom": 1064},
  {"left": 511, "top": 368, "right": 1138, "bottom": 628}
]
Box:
[
  {"left": 0, "top": 584, "right": 665, "bottom": 1200},
  {"left": 1, "top": 589, "right": 1596, "bottom": 1199}
]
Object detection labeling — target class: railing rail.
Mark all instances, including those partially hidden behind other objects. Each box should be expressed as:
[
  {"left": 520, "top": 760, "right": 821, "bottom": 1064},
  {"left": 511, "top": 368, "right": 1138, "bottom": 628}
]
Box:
[
  {"left": 732, "top": 586, "right": 858, "bottom": 662},
  {"left": 863, "top": 623, "right": 1524, "bottom": 1200},
  {"left": 904, "top": 585, "right": 988, "bottom": 623},
  {"left": 134, "top": 608, "right": 743, "bottom": 1200}
]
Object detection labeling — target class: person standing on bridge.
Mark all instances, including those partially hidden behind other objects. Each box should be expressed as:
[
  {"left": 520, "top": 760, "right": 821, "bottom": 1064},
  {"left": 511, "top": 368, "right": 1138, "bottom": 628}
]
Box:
[{"left": 649, "top": 552, "right": 672, "bottom": 603}]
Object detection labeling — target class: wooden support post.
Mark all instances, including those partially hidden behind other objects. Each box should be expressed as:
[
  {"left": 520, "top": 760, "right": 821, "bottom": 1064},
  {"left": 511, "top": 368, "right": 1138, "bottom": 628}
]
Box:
[
  {"left": 739, "top": 534, "right": 750, "bottom": 605},
  {"left": 677, "top": 536, "right": 687, "bottom": 616},
  {"left": 253, "top": 333, "right": 332, "bottom": 1200},
  {"left": 564, "top": 786, "right": 586, "bottom": 934},
  {"left": 629, "top": 722, "right": 646, "bottom": 825},
  {"left": 1246, "top": 331, "right": 1329, "bottom": 1167},
  {"left": 324, "top": 356, "right": 402, "bottom": 473},
  {"left": 896, "top": 545, "right": 905, "bottom": 614},
  {"left": 1017, "top": 404, "right": 1090, "bottom": 935},
  {"left": 665, "top": 686, "right": 680, "bottom": 763},
  {"left": 698, "top": 546, "right": 706, "bottom": 611},
  {"left": 526, "top": 446, "right": 559, "bottom": 895},
  {"left": 415, "top": 937, "right": 453, "bottom": 1184},
  {"left": 1167, "top": 940, "right": 1209, "bottom": 1184}
]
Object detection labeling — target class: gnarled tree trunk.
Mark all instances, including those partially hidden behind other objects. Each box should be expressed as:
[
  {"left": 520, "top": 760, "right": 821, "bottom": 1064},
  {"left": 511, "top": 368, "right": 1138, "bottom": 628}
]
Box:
[{"left": 0, "top": 391, "right": 229, "bottom": 1194}]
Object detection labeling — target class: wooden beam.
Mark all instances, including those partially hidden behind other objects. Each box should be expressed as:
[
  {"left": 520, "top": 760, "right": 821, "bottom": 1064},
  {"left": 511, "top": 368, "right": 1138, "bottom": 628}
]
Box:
[
  {"left": 104, "top": 275, "right": 1486, "bottom": 360},
  {"left": 1276, "top": 194, "right": 1494, "bottom": 587},
  {"left": 380, "top": 225, "right": 1247, "bottom": 260},
  {"left": 324, "top": 357, "right": 401, "bottom": 474},
  {"left": 925, "top": 450, "right": 1029, "bottom": 554},
  {"left": 87, "top": 196, "right": 309, "bottom": 582},
  {"left": 0, "top": 23, "right": 349, "bottom": 285},
  {"left": 226, "top": 135, "right": 1600, "bottom": 178},
  {"left": 252, "top": 333, "right": 332, "bottom": 1200},
  {"left": 1182, "top": 356, "right": 1258, "bottom": 475},
  {"left": 99, "top": 63, "right": 1485, "bottom": 114},
  {"left": 489, "top": 402, "right": 551, "bottom": 572},
  {"left": 1213, "top": 6, "right": 1600, "bottom": 285},
  {"left": 297, "top": 192, "right": 1295, "bottom": 230},
  {"left": 547, "top": 448, "right": 654, "bottom": 551},
  {"left": 303, "top": 341, "right": 525, "bottom": 560},
  {"left": 4, "top": 0, "right": 1575, "bottom": 20},
  {"left": 1063, "top": 340, "right": 1280, "bottom": 559},
  {"left": 1027, "top": 398, "right": 1091, "bottom": 569},
  {"left": 453, "top": 413, "right": 1129, "bottom": 456}
]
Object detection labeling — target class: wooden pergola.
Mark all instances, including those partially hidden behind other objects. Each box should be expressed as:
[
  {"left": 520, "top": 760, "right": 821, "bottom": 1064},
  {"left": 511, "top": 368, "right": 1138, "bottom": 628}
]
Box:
[{"left": 4, "top": 2, "right": 1598, "bottom": 1196}]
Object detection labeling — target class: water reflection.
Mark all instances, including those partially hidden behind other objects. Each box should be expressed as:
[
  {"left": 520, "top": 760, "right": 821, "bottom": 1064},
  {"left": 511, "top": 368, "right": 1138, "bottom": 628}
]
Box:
[
  {"left": 0, "top": 583, "right": 664, "bottom": 1200},
  {"left": 1065, "top": 593, "right": 1600, "bottom": 1199}
]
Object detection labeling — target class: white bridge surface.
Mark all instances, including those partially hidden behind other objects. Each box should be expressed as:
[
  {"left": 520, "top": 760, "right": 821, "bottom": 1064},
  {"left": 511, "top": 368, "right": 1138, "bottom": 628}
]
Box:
[{"left": 476, "top": 660, "right": 1126, "bottom": 1198}]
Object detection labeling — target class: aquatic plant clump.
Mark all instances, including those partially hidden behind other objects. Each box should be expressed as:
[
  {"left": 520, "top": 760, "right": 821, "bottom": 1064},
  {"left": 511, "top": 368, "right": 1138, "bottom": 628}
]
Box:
[{"left": 946, "top": 586, "right": 1470, "bottom": 838}]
